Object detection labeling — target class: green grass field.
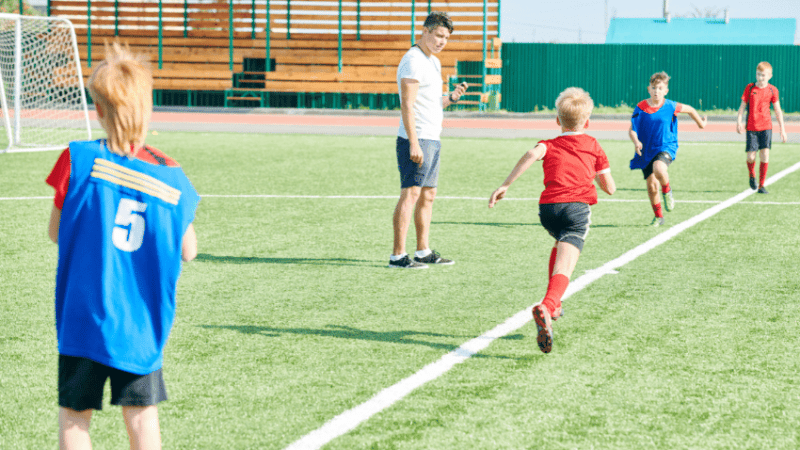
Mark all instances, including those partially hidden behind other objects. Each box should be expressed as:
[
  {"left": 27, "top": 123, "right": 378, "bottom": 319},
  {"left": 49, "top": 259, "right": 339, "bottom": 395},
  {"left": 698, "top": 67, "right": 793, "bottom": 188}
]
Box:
[{"left": 1, "top": 130, "right": 799, "bottom": 449}]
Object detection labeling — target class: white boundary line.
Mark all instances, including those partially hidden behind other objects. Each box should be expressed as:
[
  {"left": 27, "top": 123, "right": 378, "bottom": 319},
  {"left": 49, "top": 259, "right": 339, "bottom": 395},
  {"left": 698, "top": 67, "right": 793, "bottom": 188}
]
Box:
[{"left": 283, "top": 159, "right": 800, "bottom": 450}]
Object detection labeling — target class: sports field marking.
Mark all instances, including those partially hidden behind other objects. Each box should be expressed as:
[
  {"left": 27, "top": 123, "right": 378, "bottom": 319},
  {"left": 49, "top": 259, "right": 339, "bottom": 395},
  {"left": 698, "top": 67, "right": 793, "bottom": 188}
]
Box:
[
  {"left": 3, "top": 195, "right": 800, "bottom": 206},
  {"left": 283, "top": 159, "right": 800, "bottom": 450}
]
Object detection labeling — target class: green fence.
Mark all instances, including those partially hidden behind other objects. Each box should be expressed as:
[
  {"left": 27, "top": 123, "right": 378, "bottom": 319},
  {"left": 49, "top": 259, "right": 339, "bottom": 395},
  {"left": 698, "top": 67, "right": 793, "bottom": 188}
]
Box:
[{"left": 501, "top": 43, "right": 800, "bottom": 113}]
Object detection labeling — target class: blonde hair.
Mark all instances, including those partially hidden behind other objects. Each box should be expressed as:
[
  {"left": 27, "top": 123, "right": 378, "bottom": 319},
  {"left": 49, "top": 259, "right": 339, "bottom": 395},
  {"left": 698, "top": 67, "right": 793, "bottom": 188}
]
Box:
[
  {"left": 88, "top": 42, "right": 153, "bottom": 156},
  {"left": 555, "top": 87, "right": 594, "bottom": 130},
  {"left": 649, "top": 71, "right": 670, "bottom": 86},
  {"left": 756, "top": 61, "right": 772, "bottom": 73}
]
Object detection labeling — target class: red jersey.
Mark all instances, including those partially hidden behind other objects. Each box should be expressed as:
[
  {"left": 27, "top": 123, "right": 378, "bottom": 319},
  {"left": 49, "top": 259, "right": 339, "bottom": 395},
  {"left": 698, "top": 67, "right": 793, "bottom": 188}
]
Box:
[
  {"left": 46, "top": 141, "right": 179, "bottom": 210},
  {"left": 538, "top": 133, "right": 610, "bottom": 205},
  {"left": 742, "top": 83, "right": 779, "bottom": 131}
]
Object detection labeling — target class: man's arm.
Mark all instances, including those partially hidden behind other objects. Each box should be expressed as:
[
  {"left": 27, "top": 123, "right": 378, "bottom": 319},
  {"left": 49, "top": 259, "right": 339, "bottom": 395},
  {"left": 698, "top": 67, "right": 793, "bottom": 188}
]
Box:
[
  {"left": 489, "top": 143, "right": 546, "bottom": 208},
  {"left": 773, "top": 100, "right": 788, "bottom": 143},
  {"left": 679, "top": 104, "right": 707, "bottom": 129},
  {"left": 443, "top": 81, "right": 468, "bottom": 109},
  {"left": 48, "top": 205, "right": 61, "bottom": 244},
  {"left": 399, "top": 78, "right": 423, "bottom": 167},
  {"left": 736, "top": 100, "right": 747, "bottom": 134}
]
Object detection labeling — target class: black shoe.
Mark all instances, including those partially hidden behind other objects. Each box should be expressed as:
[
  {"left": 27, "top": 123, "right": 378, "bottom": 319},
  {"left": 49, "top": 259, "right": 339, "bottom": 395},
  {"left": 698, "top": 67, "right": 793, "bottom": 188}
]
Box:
[
  {"left": 388, "top": 255, "right": 428, "bottom": 269},
  {"left": 532, "top": 303, "right": 553, "bottom": 354},
  {"left": 749, "top": 177, "right": 757, "bottom": 190},
  {"left": 413, "top": 250, "right": 455, "bottom": 265},
  {"left": 757, "top": 186, "right": 769, "bottom": 194}
]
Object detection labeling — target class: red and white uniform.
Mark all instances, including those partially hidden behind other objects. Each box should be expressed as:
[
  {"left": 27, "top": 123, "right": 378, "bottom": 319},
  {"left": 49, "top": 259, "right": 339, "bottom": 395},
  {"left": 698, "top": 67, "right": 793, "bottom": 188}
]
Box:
[{"left": 742, "top": 83, "right": 779, "bottom": 131}]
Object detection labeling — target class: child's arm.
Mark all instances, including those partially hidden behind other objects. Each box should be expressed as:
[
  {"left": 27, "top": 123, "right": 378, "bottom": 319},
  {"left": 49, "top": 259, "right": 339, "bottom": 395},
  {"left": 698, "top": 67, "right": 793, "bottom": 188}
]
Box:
[
  {"left": 182, "top": 223, "right": 197, "bottom": 262},
  {"left": 628, "top": 126, "right": 643, "bottom": 156},
  {"left": 489, "top": 143, "right": 546, "bottom": 208},
  {"left": 773, "top": 100, "right": 788, "bottom": 143},
  {"left": 595, "top": 170, "right": 616, "bottom": 196},
  {"left": 679, "top": 104, "right": 707, "bottom": 129},
  {"left": 48, "top": 206, "right": 61, "bottom": 244},
  {"left": 736, "top": 100, "right": 747, "bottom": 134}
]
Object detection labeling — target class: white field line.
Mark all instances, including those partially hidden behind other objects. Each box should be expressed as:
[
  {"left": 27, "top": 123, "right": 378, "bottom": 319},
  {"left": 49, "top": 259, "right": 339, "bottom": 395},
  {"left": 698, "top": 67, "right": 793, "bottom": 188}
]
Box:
[
  {"left": 283, "top": 159, "right": 800, "bottom": 450},
  {"left": 4, "top": 195, "right": 799, "bottom": 206}
]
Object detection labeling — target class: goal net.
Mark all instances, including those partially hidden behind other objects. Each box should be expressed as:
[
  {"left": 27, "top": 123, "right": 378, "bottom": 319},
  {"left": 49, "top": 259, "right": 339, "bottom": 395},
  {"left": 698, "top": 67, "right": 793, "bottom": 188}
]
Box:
[{"left": 0, "top": 13, "right": 91, "bottom": 153}]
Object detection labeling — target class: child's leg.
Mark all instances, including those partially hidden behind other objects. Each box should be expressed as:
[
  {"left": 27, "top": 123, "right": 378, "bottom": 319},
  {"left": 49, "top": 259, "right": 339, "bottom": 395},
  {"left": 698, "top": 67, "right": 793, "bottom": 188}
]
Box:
[
  {"left": 123, "top": 405, "right": 161, "bottom": 450},
  {"left": 759, "top": 147, "right": 770, "bottom": 188},
  {"left": 541, "top": 240, "right": 580, "bottom": 315},
  {"left": 59, "top": 407, "right": 93, "bottom": 450},
  {"left": 548, "top": 244, "right": 557, "bottom": 278},
  {"left": 652, "top": 160, "right": 670, "bottom": 193},
  {"left": 646, "top": 174, "right": 663, "bottom": 218}
]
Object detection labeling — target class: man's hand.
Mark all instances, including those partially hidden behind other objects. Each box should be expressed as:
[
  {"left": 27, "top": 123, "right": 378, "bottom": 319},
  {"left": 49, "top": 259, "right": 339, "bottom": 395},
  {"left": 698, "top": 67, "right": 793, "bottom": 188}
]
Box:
[
  {"left": 488, "top": 186, "right": 508, "bottom": 208},
  {"left": 450, "top": 81, "right": 468, "bottom": 102},
  {"left": 409, "top": 141, "right": 424, "bottom": 167}
]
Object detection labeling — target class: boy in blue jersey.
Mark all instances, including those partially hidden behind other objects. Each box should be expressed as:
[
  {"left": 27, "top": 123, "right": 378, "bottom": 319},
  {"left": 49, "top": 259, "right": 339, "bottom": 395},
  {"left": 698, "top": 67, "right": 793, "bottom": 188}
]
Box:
[
  {"left": 46, "top": 43, "right": 199, "bottom": 450},
  {"left": 628, "top": 72, "right": 707, "bottom": 226}
]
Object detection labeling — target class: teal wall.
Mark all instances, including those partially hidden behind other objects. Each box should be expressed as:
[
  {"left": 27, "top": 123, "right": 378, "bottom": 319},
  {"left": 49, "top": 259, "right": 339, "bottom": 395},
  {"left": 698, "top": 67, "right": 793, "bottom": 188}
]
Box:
[{"left": 501, "top": 43, "right": 800, "bottom": 113}]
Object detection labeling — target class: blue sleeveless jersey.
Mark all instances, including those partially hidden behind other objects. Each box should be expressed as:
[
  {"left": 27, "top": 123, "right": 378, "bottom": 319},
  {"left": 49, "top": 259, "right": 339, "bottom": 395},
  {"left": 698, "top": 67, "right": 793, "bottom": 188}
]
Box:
[
  {"left": 55, "top": 140, "right": 200, "bottom": 375},
  {"left": 629, "top": 99, "right": 680, "bottom": 170}
]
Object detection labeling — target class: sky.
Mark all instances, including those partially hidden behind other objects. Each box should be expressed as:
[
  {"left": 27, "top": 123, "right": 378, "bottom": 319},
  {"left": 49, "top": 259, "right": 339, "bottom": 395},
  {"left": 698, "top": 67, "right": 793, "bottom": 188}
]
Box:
[{"left": 501, "top": 0, "right": 800, "bottom": 44}]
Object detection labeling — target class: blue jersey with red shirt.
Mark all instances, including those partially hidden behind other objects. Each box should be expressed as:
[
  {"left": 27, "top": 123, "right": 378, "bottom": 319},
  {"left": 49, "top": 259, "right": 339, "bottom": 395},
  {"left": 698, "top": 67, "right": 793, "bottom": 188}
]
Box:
[
  {"left": 629, "top": 99, "right": 682, "bottom": 170},
  {"left": 46, "top": 139, "right": 199, "bottom": 375}
]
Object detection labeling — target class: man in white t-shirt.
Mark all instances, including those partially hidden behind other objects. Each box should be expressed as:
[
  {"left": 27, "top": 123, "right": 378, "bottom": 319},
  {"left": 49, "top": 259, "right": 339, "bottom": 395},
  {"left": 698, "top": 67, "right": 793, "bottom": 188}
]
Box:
[{"left": 389, "top": 11, "right": 468, "bottom": 269}]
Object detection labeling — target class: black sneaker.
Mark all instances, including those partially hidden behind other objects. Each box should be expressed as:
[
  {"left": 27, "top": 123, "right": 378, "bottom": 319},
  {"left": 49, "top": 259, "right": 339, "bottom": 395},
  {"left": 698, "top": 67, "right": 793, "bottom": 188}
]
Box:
[
  {"left": 388, "top": 255, "right": 428, "bottom": 269},
  {"left": 413, "top": 250, "right": 455, "bottom": 265},
  {"left": 757, "top": 186, "right": 769, "bottom": 194},
  {"left": 532, "top": 303, "right": 553, "bottom": 354},
  {"left": 749, "top": 177, "right": 757, "bottom": 190}
]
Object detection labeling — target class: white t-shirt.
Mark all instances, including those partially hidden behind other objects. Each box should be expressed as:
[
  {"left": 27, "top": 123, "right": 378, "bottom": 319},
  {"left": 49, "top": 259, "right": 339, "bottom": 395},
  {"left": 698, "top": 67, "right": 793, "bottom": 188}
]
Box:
[{"left": 396, "top": 46, "right": 443, "bottom": 141}]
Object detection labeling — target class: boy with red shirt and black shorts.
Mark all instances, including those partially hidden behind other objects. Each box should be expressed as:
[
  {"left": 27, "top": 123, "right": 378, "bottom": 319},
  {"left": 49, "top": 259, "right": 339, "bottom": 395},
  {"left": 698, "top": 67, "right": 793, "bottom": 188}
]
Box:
[
  {"left": 489, "top": 87, "right": 616, "bottom": 354},
  {"left": 736, "top": 61, "right": 787, "bottom": 194}
]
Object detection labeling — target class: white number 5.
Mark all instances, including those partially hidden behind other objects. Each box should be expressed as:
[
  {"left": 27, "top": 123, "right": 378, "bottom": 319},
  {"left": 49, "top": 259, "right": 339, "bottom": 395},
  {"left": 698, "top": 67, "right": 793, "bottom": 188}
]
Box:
[{"left": 112, "top": 198, "right": 148, "bottom": 252}]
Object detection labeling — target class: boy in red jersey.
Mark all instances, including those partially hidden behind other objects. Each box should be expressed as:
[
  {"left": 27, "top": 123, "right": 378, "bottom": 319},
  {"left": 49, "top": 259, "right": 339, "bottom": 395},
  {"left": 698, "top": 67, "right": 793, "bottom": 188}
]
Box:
[
  {"left": 489, "top": 87, "right": 615, "bottom": 354},
  {"left": 46, "top": 43, "right": 199, "bottom": 450},
  {"left": 736, "top": 61, "right": 787, "bottom": 194},
  {"left": 628, "top": 72, "right": 707, "bottom": 226}
]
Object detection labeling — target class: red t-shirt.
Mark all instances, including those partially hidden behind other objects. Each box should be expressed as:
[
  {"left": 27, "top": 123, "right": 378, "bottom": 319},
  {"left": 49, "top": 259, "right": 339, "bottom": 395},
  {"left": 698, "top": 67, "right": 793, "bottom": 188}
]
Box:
[
  {"left": 538, "top": 133, "right": 610, "bottom": 205},
  {"left": 46, "top": 143, "right": 179, "bottom": 210},
  {"left": 742, "top": 83, "right": 779, "bottom": 131}
]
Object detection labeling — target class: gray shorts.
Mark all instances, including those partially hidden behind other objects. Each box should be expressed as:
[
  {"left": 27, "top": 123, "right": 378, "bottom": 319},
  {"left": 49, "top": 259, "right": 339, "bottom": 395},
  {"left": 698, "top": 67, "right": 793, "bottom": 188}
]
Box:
[
  {"left": 746, "top": 130, "right": 772, "bottom": 152},
  {"left": 396, "top": 137, "right": 440, "bottom": 188},
  {"left": 538, "top": 202, "right": 592, "bottom": 252},
  {"left": 58, "top": 354, "right": 167, "bottom": 411}
]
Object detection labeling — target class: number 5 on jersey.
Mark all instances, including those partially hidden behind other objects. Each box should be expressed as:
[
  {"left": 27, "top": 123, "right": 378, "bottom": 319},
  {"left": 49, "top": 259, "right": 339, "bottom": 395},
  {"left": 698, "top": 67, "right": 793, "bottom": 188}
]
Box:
[{"left": 113, "top": 198, "right": 147, "bottom": 252}]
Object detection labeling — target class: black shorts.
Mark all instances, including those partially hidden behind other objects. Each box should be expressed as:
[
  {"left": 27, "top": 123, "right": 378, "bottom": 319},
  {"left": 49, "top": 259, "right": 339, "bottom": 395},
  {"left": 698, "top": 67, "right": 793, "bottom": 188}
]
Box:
[
  {"left": 746, "top": 130, "right": 772, "bottom": 152},
  {"left": 396, "top": 136, "right": 440, "bottom": 188},
  {"left": 642, "top": 152, "right": 673, "bottom": 179},
  {"left": 58, "top": 354, "right": 167, "bottom": 411},
  {"left": 538, "top": 202, "right": 591, "bottom": 252}
]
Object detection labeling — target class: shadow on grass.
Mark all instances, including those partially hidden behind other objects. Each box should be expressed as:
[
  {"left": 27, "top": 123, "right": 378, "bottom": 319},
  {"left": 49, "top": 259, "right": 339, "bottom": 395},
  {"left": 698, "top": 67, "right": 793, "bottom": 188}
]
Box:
[
  {"left": 432, "top": 221, "right": 542, "bottom": 228},
  {"left": 201, "top": 324, "right": 524, "bottom": 360},
  {"left": 195, "top": 253, "right": 376, "bottom": 267}
]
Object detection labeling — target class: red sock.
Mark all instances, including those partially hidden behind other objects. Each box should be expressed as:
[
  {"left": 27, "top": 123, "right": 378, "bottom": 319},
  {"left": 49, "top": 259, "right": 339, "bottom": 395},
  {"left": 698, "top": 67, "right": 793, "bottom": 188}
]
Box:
[
  {"left": 542, "top": 274, "right": 569, "bottom": 314},
  {"left": 759, "top": 162, "right": 769, "bottom": 187},
  {"left": 548, "top": 247, "right": 557, "bottom": 278},
  {"left": 747, "top": 161, "right": 756, "bottom": 178},
  {"left": 661, "top": 182, "right": 670, "bottom": 194},
  {"left": 652, "top": 203, "right": 663, "bottom": 218}
]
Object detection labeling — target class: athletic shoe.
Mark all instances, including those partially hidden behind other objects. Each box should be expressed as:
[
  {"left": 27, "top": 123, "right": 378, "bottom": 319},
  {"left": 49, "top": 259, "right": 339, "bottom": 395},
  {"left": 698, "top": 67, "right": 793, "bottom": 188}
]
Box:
[
  {"left": 757, "top": 186, "right": 769, "bottom": 194},
  {"left": 532, "top": 303, "right": 554, "bottom": 354},
  {"left": 388, "top": 255, "right": 428, "bottom": 269},
  {"left": 662, "top": 190, "right": 675, "bottom": 212},
  {"left": 551, "top": 306, "right": 564, "bottom": 321},
  {"left": 649, "top": 216, "right": 665, "bottom": 227},
  {"left": 414, "top": 250, "right": 455, "bottom": 265},
  {"left": 749, "top": 177, "right": 757, "bottom": 190}
]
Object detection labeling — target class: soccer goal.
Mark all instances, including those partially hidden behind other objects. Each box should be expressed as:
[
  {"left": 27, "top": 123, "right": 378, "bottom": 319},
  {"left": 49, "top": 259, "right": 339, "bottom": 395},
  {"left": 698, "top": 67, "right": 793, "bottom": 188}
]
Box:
[{"left": 0, "top": 13, "right": 91, "bottom": 153}]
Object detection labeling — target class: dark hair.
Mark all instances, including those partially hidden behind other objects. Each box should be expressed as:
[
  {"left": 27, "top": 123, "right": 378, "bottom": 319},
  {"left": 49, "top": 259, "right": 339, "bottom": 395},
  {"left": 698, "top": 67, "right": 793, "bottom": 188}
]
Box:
[{"left": 423, "top": 11, "right": 453, "bottom": 33}]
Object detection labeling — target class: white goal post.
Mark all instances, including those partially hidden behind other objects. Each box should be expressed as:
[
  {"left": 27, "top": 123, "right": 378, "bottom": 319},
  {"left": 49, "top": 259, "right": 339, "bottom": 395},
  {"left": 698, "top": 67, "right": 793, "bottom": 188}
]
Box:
[{"left": 0, "top": 13, "right": 91, "bottom": 153}]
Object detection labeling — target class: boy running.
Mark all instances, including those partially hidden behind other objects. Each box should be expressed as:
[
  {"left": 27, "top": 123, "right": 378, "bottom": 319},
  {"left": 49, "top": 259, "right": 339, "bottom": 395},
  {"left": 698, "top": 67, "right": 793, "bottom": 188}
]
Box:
[
  {"left": 736, "top": 61, "right": 787, "bottom": 194},
  {"left": 489, "top": 87, "right": 616, "bottom": 354},
  {"left": 629, "top": 71, "right": 707, "bottom": 226},
  {"left": 46, "top": 43, "right": 200, "bottom": 450}
]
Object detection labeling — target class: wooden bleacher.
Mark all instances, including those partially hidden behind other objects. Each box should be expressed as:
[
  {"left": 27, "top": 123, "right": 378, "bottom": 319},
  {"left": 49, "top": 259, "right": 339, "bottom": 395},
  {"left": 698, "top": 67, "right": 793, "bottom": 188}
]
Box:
[{"left": 49, "top": 0, "right": 501, "bottom": 109}]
